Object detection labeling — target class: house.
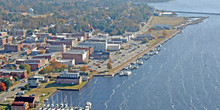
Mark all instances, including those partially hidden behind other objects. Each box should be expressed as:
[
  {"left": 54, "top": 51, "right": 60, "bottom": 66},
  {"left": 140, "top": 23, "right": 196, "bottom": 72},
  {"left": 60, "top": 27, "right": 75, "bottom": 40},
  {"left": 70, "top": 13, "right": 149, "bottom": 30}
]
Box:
[
  {"left": 62, "top": 50, "right": 89, "bottom": 64},
  {"left": 14, "top": 96, "right": 36, "bottom": 108},
  {"left": 11, "top": 102, "right": 29, "bottom": 110},
  {"left": 16, "top": 58, "right": 48, "bottom": 67},
  {"left": 56, "top": 70, "right": 82, "bottom": 84},
  {"left": 0, "top": 69, "right": 27, "bottom": 78},
  {"left": 28, "top": 77, "right": 40, "bottom": 87}
]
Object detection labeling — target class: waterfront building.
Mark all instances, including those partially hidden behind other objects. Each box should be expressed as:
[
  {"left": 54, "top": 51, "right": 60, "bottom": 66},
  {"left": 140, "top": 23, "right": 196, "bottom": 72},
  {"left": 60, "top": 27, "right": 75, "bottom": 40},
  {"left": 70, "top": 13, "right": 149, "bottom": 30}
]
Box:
[
  {"left": 11, "top": 102, "right": 29, "bottom": 110},
  {"left": 56, "top": 70, "right": 82, "bottom": 84}
]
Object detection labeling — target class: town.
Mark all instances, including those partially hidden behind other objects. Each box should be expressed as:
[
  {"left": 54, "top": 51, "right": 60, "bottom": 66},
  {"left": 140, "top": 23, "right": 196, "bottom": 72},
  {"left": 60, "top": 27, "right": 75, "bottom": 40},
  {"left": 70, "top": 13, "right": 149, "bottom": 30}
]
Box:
[{"left": 0, "top": 1, "right": 207, "bottom": 110}]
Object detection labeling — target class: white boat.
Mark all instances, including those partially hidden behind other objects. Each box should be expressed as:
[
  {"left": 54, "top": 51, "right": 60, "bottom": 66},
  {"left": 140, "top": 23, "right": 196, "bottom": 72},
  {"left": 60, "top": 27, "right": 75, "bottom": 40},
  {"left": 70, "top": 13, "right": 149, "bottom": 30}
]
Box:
[
  {"left": 155, "top": 51, "right": 159, "bottom": 54},
  {"left": 138, "top": 61, "right": 144, "bottom": 65},
  {"left": 145, "top": 56, "right": 150, "bottom": 60},
  {"left": 120, "top": 71, "right": 131, "bottom": 76},
  {"left": 60, "top": 104, "right": 63, "bottom": 108},
  {"left": 64, "top": 104, "right": 68, "bottom": 108},
  {"left": 133, "top": 65, "right": 139, "bottom": 69}
]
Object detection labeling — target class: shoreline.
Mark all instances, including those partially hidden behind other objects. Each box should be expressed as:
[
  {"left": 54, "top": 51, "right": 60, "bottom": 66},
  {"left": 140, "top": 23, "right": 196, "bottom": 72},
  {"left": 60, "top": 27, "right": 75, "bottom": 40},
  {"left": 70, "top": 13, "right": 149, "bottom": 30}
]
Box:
[{"left": 38, "top": 16, "right": 207, "bottom": 109}]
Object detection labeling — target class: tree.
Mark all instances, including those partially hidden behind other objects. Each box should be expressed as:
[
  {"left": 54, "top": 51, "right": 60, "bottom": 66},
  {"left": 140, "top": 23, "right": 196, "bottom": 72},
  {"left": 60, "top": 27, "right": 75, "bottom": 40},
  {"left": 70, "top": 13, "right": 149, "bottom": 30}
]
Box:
[
  {"left": 142, "top": 38, "right": 149, "bottom": 43},
  {"left": 19, "top": 64, "right": 31, "bottom": 74},
  {"left": 0, "top": 78, "right": 12, "bottom": 90},
  {"left": 9, "top": 66, "right": 15, "bottom": 69},
  {"left": 38, "top": 50, "right": 45, "bottom": 54},
  {"left": 107, "top": 63, "right": 112, "bottom": 69},
  {"left": 21, "top": 84, "right": 30, "bottom": 91},
  {"left": 13, "top": 76, "right": 19, "bottom": 81},
  {"left": 0, "top": 82, "right": 6, "bottom": 91},
  {"left": 26, "top": 29, "right": 34, "bottom": 36},
  {"left": 80, "top": 66, "right": 88, "bottom": 71},
  {"left": 162, "top": 30, "right": 168, "bottom": 37}
]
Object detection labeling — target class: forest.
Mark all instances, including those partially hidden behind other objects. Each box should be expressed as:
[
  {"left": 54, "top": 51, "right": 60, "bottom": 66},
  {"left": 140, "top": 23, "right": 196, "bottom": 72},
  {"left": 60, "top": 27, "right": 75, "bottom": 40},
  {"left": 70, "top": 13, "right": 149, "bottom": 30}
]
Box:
[{"left": 0, "top": 0, "right": 170, "bottom": 35}]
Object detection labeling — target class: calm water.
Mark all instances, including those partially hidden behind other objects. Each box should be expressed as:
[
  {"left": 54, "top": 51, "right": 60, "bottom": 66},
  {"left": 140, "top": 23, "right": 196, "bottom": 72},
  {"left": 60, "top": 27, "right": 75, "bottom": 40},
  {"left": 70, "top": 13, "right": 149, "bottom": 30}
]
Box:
[{"left": 48, "top": 0, "right": 220, "bottom": 109}]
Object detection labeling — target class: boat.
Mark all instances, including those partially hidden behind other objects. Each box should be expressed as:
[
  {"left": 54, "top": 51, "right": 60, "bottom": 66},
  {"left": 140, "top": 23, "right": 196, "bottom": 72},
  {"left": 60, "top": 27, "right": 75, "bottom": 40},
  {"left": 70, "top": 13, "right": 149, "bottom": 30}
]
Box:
[
  {"left": 119, "top": 71, "right": 124, "bottom": 75},
  {"left": 145, "top": 56, "right": 150, "bottom": 60},
  {"left": 120, "top": 71, "right": 132, "bottom": 76},
  {"left": 155, "top": 51, "right": 159, "bottom": 55},
  {"left": 138, "top": 61, "right": 144, "bottom": 65},
  {"left": 133, "top": 65, "right": 139, "bottom": 69}
]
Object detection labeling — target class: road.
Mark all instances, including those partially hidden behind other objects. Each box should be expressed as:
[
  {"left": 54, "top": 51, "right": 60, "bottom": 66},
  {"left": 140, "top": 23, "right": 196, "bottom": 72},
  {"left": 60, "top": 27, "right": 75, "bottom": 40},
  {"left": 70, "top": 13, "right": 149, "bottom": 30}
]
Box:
[{"left": 0, "top": 79, "right": 28, "bottom": 103}]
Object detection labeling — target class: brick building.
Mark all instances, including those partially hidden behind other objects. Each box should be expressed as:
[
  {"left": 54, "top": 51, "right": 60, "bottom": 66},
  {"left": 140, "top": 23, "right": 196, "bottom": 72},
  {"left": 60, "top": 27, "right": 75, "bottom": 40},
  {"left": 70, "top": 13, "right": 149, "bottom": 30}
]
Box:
[
  {"left": 62, "top": 50, "right": 89, "bottom": 64},
  {"left": 72, "top": 46, "right": 94, "bottom": 54},
  {"left": 4, "top": 44, "right": 23, "bottom": 52},
  {"left": 33, "top": 53, "right": 56, "bottom": 61},
  {"left": 11, "top": 102, "right": 29, "bottom": 110},
  {"left": 0, "top": 69, "right": 27, "bottom": 78},
  {"left": 14, "top": 96, "right": 36, "bottom": 108}
]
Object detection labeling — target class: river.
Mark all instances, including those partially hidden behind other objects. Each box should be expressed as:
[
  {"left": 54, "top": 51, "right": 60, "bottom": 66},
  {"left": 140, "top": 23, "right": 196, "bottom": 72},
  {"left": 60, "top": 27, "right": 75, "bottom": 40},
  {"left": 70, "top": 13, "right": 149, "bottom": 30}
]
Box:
[{"left": 47, "top": 0, "right": 220, "bottom": 109}]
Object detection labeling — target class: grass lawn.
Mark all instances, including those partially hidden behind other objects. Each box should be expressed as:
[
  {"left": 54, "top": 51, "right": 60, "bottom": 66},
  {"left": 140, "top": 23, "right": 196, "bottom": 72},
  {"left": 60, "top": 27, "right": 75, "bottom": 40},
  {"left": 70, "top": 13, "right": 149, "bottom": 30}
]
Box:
[
  {"left": 0, "top": 104, "right": 10, "bottom": 110},
  {"left": 149, "top": 16, "right": 188, "bottom": 27},
  {"left": 23, "top": 80, "right": 88, "bottom": 107}
]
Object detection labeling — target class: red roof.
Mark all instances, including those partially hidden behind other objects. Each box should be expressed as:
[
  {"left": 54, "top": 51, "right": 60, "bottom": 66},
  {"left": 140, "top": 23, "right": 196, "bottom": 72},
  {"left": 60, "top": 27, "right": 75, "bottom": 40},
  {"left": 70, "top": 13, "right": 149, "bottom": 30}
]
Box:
[{"left": 12, "top": 101, "right": 26, "bottom": 106}]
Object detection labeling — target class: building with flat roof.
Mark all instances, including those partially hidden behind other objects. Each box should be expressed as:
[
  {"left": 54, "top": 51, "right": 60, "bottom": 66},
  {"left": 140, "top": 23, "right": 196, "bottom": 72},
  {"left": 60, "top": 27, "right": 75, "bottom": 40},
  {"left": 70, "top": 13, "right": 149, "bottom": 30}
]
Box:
[
  {"left": 4, "top": 44, "right": 23, "bottom": 52},
  {"left": 33, "top": 53, "right": 56, "bottom": 61},
  {"left": 48, "top": 44, "right": 66, "bottom": 53},
  {"left": 62, "top": 50, "right": 89, "bottom": 64},
  {"left": 11, "top": 102, "right": 29, "bottom": 110},
  {"left": 14, "top": 96, "right": 36, "bottom": 108},
  {"left": 0, "top": 69, "right": 27, "bottom": 78},
  {"left": 56, "top": 70, "right": 82, "bottom": 84},
  {"left": 56, "top": 59, "right": 75, "bottom": 67}
]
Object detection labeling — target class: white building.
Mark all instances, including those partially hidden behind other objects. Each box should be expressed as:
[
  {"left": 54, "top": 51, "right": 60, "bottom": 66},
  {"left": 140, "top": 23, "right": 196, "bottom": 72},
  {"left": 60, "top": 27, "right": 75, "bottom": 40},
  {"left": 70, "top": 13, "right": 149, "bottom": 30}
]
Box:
[
  {"left": 56, "top": 59, "right": 75, "bottom": 67},
  {"left": 79, "top": 41, "right": 107, "bottom": 52},
  {"left": 107, "top": 44, "right": 121, "bottom": 51}
]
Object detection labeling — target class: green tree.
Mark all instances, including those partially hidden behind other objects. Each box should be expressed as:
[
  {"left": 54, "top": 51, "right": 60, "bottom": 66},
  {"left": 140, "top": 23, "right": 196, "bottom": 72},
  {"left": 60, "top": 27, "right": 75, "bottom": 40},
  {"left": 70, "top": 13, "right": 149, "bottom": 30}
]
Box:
[
  {"left": 9, "top": 66, "right": 15, "bottom": 69},
  {"left": 19, "top": 64, "right": 31, "bottom": 74},
  {"left": 142, "top": 38, "right": 149, "bottom": 43},
  {"left": 26, "top": 29, "right": 34, "bottom": 36},
  {"left": 107, "top": 62, "right": 112, "bottom": 69},
  {"left": 0, "top": 78, "right": 12, "bottom": 90},
  {"left": 13, "top": 76, "right": 19, "bottom": 81}
]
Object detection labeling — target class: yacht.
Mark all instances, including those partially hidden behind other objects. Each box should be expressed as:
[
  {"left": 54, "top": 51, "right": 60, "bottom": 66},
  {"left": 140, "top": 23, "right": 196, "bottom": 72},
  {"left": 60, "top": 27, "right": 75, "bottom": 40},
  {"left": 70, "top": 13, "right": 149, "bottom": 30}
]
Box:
[
  {"left": 138, "top": 61, "right": 144, "bottom": 65},
  {"left": 120, "top": 71, "right": 132, "bottom": 76}
]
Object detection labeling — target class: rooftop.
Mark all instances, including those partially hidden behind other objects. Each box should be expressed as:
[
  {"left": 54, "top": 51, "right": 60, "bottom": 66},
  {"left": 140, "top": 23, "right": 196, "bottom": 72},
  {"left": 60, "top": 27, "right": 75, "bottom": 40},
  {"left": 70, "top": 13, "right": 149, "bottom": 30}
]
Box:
[{"left": 0, "top": 69, "right": 26, "bottom": 73}]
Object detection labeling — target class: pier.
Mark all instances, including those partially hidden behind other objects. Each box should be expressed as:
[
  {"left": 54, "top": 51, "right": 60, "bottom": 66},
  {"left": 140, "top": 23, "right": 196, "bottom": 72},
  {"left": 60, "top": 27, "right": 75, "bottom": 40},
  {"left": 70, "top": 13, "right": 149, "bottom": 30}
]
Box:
[{"left": 167, "top": 10, "right": 220, "bottom": 15}]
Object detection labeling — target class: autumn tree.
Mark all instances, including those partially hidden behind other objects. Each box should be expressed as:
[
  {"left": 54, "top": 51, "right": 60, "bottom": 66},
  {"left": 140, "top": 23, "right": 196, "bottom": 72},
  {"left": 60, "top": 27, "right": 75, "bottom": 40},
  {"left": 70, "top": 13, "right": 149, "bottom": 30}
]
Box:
[
  {"left": 162, "top": 30, "right": 169, "bottom": 37},
  {"left": 107, "top": 63, "right": 112, "bottom": 69},
  {"left": 0, "top": 78, "right": 12, "bottom": 90},
  {"left": 0, "top": 82, "right": 6, "bottom": 91},
  {"left": 80, "top": 66, "right": 88, "bottom": 71}
]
